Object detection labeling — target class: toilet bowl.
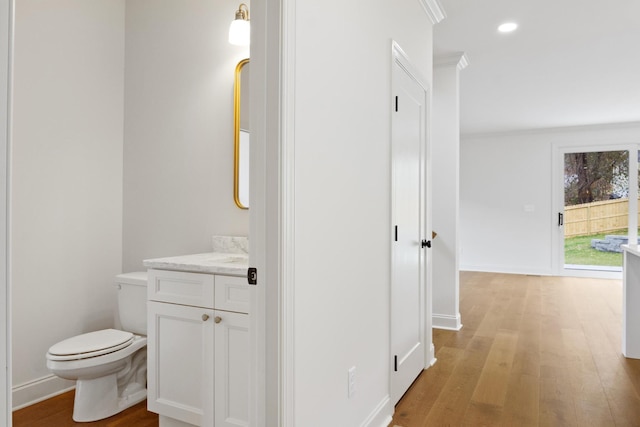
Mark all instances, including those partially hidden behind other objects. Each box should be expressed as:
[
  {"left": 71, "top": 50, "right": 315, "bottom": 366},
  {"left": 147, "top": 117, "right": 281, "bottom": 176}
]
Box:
[{"left": 45, "top": 272, "right": 148, "bottom": 422}]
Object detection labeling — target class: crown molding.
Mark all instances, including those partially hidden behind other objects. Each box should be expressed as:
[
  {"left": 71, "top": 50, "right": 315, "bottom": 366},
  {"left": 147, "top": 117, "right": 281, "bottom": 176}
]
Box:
[
  {"left": 418, "top": 0, "right": 446, "bottom": 24},
  {"left": 434, "top": 52, "right": 469, "bottom": 70},
  {"left": 461, "top": 120, "right": 640, "bottom": 140}
]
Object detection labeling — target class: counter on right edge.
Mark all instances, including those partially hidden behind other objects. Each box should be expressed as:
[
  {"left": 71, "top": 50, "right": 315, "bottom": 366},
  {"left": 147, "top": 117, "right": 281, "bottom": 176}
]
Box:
[{"left": 622, "top": 244, "right": 640, "bottom": 358}]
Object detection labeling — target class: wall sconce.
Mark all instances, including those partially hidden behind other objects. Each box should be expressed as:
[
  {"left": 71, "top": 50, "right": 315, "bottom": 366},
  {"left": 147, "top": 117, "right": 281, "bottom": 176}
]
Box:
[{"left": 229, "top": 3, "right": 250, "bottom": 46}]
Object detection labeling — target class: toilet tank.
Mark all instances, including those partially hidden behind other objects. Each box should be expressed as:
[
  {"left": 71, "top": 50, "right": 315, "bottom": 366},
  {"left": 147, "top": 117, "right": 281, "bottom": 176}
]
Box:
[{"left": 115, "top": 272, "right": 148, "bottom": 335}]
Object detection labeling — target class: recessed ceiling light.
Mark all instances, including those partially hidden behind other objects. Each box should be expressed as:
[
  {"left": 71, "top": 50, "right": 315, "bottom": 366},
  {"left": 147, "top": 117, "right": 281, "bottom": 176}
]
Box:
[{"left": 498, "top": 22, "right": 518, "bottom": 33}]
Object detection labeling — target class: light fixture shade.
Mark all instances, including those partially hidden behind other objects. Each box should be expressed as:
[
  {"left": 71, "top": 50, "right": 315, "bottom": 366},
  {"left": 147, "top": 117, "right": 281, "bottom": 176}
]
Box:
[{"left": 229, "top": 18, "right": 250, "bottom": 46}]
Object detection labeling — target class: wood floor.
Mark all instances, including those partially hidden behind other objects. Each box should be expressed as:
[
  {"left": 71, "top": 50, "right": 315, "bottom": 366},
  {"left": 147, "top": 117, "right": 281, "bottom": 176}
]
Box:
[
  {"left": 13, "top": 272, "right": 640, "bottom": 426},
  {"left": 392, "top": 271, "right": 640, "bottom": 427},
  {"left": 12, "top": 391, "right": 157, "bottom": 427}
]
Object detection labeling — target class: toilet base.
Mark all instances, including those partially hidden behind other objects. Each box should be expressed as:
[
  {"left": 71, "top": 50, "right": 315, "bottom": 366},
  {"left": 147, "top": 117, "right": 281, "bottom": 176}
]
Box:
[{"left": 72, "top": 373, "right": 147, "bottom": 422}]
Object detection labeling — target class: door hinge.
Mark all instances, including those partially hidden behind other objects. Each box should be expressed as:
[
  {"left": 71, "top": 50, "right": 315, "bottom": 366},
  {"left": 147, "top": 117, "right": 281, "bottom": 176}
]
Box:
[
  {"left": 395, "top": 96, "right": 398, "bottom": 112},
  {"left": 247, "top": 267, "right": 257, "bottom": 285},
  {"left": 394, "top": 225, "right": 398, "bottom": 242},
  {"left": 394, "top": 355, "right": 398, "bottom": 372},
  {"left": 558, "top": 212, "right": 564, "bottom": 226}
]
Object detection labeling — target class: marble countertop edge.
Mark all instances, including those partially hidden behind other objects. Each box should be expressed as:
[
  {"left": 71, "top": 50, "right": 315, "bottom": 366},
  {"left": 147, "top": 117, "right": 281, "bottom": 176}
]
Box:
[{"left": 143, "top": 252, "right": 248, "bottom": 276}]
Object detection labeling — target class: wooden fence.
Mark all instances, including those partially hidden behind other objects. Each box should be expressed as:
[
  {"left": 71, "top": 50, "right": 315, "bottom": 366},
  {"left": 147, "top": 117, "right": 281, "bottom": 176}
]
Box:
[{"left": 564, "top": 198, "right": 639, "bottom": 238}]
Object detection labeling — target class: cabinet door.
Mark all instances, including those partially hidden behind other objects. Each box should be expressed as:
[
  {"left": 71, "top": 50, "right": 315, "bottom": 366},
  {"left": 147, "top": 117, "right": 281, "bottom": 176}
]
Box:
[
  {"left": 148, "top": 301, "right": 214, "bottom": 426},
  {"left": 214, "top": 310, "right": 249, "bottom": 427}
]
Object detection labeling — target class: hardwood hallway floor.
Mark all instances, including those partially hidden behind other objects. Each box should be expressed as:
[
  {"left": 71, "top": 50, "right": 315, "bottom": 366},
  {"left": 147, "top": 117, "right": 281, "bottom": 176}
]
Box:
[
  {"left": 12, "top": 391, "right": 157, "bottom": 426},
  {"left": 392, "top": 271, "right": 640, "bottom": 427},
  {"left": 13, "top": 272, "right": 640, "bottom": 426}
]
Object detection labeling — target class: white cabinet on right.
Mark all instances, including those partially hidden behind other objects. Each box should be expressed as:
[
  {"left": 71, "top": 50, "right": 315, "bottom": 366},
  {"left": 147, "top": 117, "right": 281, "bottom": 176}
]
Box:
[
  {"left": 147, "top": 269, "right": 249, "bottom": 427},
  {"left": 214, "top": 310, "right": 249, "bottom": 427}
]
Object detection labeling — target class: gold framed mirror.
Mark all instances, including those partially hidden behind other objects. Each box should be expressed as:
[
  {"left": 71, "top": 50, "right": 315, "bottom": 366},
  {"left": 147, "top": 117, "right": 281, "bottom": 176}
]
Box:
[{"left": 233, "top": 58, "right": 250, "bottom": 209}]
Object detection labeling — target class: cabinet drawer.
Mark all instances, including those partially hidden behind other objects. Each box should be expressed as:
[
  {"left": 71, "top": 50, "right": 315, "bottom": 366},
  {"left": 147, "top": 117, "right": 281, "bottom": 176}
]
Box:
[
  {"left": 214, "top": 275, "right": 249, "bottom": 314},
  {"left": 148, "top": 269, "right": 214, "bottom": 308}
]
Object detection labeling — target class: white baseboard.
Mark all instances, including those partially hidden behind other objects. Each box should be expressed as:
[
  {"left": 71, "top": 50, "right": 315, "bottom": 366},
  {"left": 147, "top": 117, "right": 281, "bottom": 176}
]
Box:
[
  {"left": 460, "top": 265, "right": 622, "bottom": 280},
  {"left": 433, "top": 313, "right": 463, "bottom": 331},
  {"left": 427, "top": 343, "right": 437, "bottom": 368},
  {"left": 460, "top": 264, "right": 552, "bottom": 276},
  {"left": 12, "top": 374, "right": 75, "bottom": 410},
  {"left": 159, "top": 415, "right": 198, "bottom": 427},
  {"left": 361, "top": 395, "right": 392, "bottom": 427}
]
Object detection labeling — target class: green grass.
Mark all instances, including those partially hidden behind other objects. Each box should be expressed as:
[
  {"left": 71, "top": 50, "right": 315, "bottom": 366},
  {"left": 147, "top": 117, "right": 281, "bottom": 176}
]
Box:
[
  {"left": 564, "top": 229, "right": 640, "bottom": 267},
  {"left": 564, "top": 233, "right": 624, "bottom": 267}
]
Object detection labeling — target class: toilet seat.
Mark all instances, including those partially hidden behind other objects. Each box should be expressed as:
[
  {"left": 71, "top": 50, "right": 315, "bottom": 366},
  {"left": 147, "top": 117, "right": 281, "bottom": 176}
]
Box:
[{"left": 47, "top": 329, "right": 134, "bottom": 361}]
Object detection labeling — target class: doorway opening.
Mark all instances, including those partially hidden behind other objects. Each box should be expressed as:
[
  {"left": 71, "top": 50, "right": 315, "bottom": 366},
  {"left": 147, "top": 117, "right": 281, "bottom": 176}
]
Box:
[{"left": 559, "top": 148, "right": 639, "bottom": 274}]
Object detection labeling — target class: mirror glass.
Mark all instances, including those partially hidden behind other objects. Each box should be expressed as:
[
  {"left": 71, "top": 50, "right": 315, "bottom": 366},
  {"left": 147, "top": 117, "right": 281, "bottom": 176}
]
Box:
[{"left": 234, "top": 58, "right": 250, "bottom": 209}]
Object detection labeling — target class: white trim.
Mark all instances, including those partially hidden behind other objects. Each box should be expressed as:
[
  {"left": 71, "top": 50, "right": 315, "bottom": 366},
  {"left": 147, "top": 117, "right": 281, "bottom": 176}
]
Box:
[
  {"left": 11, "top": 375, "right": 74, "bottom": 410},
  {"left": 463, "top": 120, "right": 640, "bottom": 140},
  {"left": 429, "top": 344, "right": 437, "bottom": 367},
  {"left": 564, "top": 264, "right": 622, "bottom": 272},
  {"left": 550, "top": 145, "right": 562, "bottom": 274},
  {"left": 460, "top": 265, "right": 553, "bottom": 276},
  {"left": 360, "top": 395, "right": 392, "bottom": 427},
  {"left": 629, "top": 148, "right": 638, "bottom": 246},
  {"left": 552, "top": 142, "right": 640, "bottom": 277},
  {"left": 460, "top": 266, "right": 623, "bottom": 281},
  {"left": 247, "top": 0, "right": 282, "bottom": 424},
  {"left": 0, "top": 0, "right": 11, "bottom": 424},
  {"left": 418, "top": 0, "right": 446, "bottom": 24},
  {"left": 562, "top": 268, "right": 622, "bottom": 280},
  {"left": 281, "top": 0, "right": 296, "bottom": 425},
  {"left": 434, "top": 52, "right": 469, "bottom": 70},
  {"left": 432, "top": 314, "right": 463, "bottom": 331},
  {"left": 251, "top": 0, "right": 293, "bottom": 425},
  {"left": 392, "top": 42, "right": 429, "bottom": 92}
]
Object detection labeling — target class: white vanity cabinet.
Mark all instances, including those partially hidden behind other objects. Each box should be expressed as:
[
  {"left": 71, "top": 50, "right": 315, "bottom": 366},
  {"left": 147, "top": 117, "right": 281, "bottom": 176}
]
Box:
[{"left": 147, "top": 268, "right": 249, "bottom": 427}]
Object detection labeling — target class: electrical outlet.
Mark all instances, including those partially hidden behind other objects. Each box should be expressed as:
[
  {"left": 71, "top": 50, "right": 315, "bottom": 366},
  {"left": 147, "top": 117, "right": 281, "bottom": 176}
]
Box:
[{"left": 348, "top": 366, "right": 356, "bottom": 398}]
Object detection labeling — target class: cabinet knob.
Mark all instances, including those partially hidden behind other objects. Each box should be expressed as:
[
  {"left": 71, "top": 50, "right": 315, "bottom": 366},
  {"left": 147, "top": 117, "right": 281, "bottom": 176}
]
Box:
[
  {"left": 214, "top": 316, "right": 222, "bottom": 324},
  {"left": 202, "top": 314, "right": 209, "bottom": 321}
]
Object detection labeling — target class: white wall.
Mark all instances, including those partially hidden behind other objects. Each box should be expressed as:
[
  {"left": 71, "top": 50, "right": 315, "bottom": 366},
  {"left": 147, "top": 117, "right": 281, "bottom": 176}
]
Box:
[
  {"left": 460, "top": 122, "right": 640, "bottom": 275},
  {"left": 11, "top": 0, "right": 125, "bottom": 406},
  {"left": 432, "top": 54, "right": 466, "bottom": 331},
  {"left": 290, "top": 1, "right": 433, "bottom": 424},
  {"left": 122, "top": 0, "right": 249, "bottom": 272}
]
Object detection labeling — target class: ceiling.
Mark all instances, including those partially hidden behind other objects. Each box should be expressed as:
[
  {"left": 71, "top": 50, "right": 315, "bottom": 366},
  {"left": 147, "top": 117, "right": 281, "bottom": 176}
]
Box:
[{"left": 433, "top": 0, "right": 640, "bottom": 135}]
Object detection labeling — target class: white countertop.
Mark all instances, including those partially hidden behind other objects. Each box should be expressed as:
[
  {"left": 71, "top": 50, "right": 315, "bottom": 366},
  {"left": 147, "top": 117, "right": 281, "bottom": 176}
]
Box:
[
  {"left": 622, "top": 243, "right": 640, "bottom": 358},
  {"left": 622, "top": 244, "right": 640, "bottom": 257},
  {"left": 143, "top": 252, "right": 248, "bottom": 276}
]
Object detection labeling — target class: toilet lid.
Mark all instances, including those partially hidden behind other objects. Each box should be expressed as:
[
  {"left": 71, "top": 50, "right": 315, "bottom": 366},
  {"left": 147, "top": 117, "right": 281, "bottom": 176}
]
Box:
[{"left": 47, "top": 329, "right": 134, "bottom": 361}]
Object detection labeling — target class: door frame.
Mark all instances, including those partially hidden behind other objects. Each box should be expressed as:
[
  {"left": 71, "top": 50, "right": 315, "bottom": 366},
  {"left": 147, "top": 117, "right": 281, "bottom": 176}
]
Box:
[
  {"left": 390, "top": 41, "right": 434, "bottom": 394},
  {"left": 248, "top": 0, "right": 291, "bottom": 425},
  {"left": 552, "top": 143, "right": 639, "bottom": 278},
  {"left": 0, "top": 0, "right": 11, "bottom": 423}
]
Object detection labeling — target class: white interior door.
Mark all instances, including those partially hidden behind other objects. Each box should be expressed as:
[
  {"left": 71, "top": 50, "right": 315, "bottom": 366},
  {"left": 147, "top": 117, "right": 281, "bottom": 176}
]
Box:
[{"left": 390, "top": 53, "right": 426, "bottom": 405}]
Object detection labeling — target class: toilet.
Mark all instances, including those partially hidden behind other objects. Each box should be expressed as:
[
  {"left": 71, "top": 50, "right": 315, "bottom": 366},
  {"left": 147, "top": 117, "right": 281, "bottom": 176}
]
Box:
[{"left": 46, "top": 271, "right": 148, "bottom": 422}]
